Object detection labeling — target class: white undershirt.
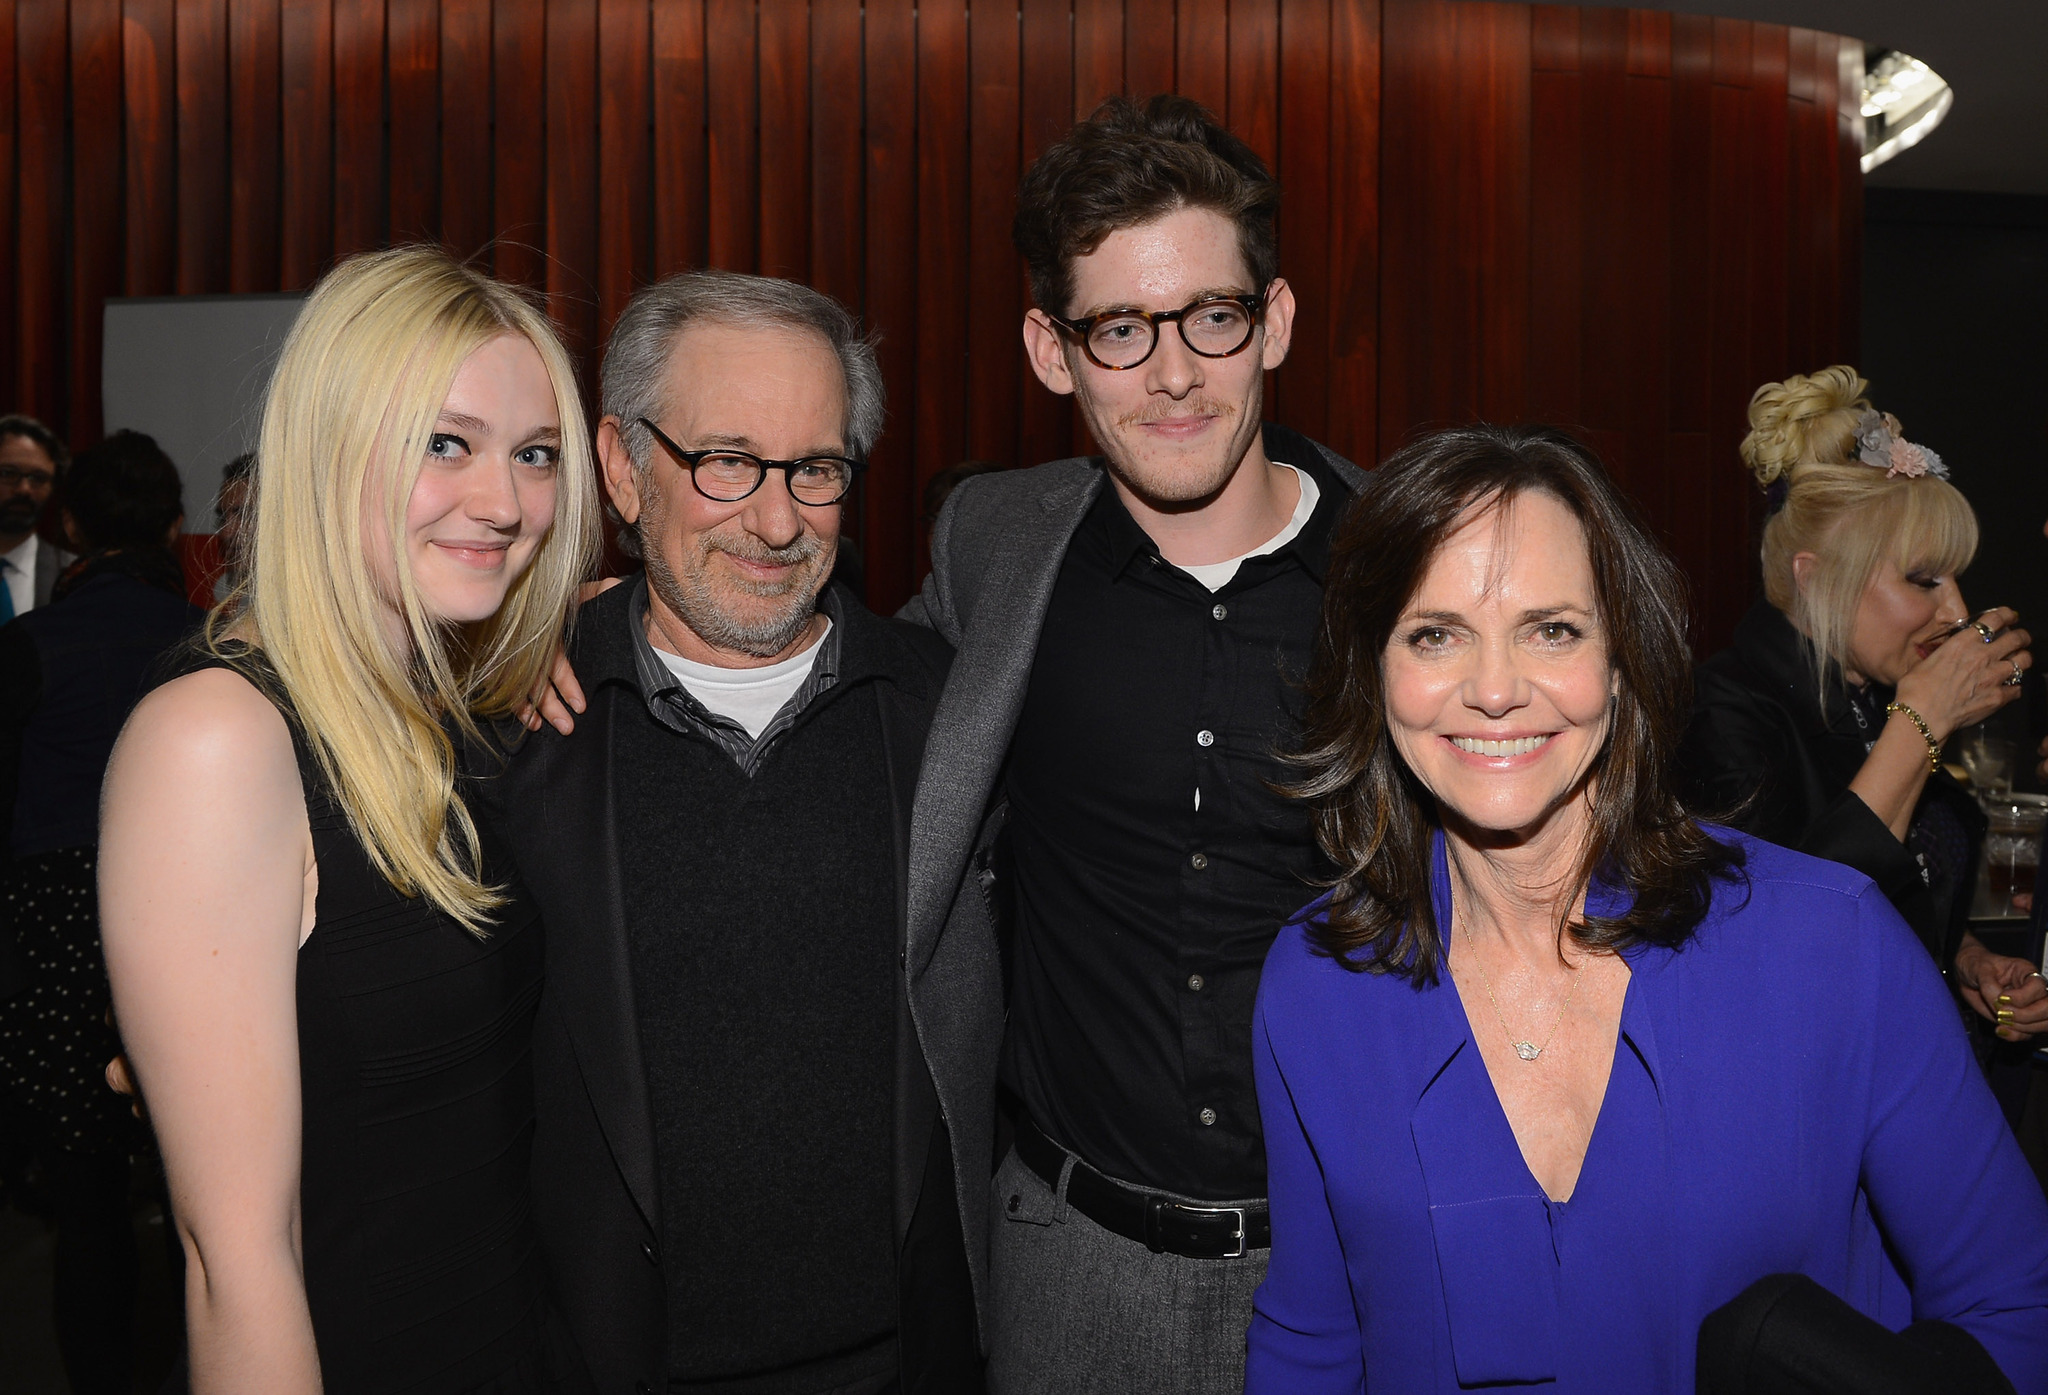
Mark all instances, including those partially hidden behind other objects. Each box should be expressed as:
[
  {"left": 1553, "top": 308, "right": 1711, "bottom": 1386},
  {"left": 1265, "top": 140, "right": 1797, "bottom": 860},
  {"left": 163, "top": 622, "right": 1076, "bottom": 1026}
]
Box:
[
  {"left": 1173, "top": 463, "right": 1319, "bottom": 592},
  {"left": 1, "top": 533, "right": 36, "bottom": 618},
  {"left": 653, "top": 620, "right": 831, "bottom": 739}
]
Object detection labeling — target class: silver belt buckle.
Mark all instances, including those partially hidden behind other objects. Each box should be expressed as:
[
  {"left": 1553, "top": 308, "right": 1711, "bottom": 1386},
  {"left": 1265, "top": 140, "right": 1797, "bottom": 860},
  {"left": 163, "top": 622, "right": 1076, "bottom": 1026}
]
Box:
[{"left": 1174, "top": 1202, "right": 1248, "bottom": 1259}]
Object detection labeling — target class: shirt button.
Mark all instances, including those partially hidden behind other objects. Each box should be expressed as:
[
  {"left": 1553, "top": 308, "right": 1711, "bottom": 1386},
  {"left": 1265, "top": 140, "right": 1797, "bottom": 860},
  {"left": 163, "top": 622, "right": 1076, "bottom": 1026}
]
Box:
[
  {"left": 1190, "top": 852, "right": 1209, "bottom": 871},
  {"left": 1196, "top": 729, "right": 1214, "bottom": 747},
  {"left": 1212, "top": 603, "right": 1228, "bottom": 620},
  {"left": 1187, "top": 974, "right": 1205, "bottom": 992},
  {"left": 1199, "top": 1108, "right": 1218, "bottom": 1126}
]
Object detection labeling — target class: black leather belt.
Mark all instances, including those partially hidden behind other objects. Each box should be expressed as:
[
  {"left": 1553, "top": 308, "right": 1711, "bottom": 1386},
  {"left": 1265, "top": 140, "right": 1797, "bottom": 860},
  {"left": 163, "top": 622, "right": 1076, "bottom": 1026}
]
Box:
[{"left": 1012, "top": 1115, "right": 1270, "bottom": 1260}]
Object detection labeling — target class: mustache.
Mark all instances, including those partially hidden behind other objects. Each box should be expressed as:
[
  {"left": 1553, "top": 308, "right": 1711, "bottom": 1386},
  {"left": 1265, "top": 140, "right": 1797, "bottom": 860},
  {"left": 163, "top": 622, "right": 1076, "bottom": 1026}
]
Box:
[
  {"left": 703, "top": 529, "right": 824, "bottom": 568},
  {"left": 1114, "top": 396, "right": 1238, "bottom": 431}
]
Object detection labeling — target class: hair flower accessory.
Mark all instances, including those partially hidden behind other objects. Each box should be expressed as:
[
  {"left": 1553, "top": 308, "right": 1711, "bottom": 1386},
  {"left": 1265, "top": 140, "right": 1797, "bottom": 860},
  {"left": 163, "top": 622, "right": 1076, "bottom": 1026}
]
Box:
[{"left": 1853, "top": 409, "right": 1948, "bottom": 480}]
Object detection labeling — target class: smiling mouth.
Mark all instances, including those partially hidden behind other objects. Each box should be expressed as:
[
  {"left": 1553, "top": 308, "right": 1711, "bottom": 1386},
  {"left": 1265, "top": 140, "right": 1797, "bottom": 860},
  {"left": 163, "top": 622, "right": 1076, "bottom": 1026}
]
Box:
[
  {"left": 1449, "top": 734, "right": 1553, "bottom": 757},
  {"left": 433, "top": 541, "right": 510, "bottom": 567}
]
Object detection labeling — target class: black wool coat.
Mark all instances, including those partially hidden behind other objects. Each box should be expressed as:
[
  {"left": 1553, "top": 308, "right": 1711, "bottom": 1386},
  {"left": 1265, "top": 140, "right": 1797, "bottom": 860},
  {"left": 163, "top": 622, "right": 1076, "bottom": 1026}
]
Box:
[
  {"left": 466, "top": 581, "right": 982, "bottom": 1395},
  {"left": 1678, "top": 599, "right": 1985, "bottom": 969}
]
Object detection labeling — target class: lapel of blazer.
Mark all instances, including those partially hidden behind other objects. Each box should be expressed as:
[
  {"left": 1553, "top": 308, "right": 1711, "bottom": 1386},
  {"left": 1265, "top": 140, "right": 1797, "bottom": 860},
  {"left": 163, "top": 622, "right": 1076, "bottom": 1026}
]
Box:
[
  {"left": 530, "top": 681, "right": 662, "bottom": 1230},
  {"left": 905, "top": 461, "right": 1102, "bottom": 976}
]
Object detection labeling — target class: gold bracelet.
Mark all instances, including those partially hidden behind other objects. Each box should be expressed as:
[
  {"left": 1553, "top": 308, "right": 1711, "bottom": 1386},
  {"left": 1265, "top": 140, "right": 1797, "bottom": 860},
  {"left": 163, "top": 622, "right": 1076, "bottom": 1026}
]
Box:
[{"left": 1885, "top": 700, "right": 1941, "bottom": 775}]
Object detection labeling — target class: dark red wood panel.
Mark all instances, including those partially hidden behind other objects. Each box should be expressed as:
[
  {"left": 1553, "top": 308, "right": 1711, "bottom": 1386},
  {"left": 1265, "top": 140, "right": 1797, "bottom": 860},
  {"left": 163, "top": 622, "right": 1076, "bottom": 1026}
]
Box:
[
  {"left": 807, "top": 0, "right": 860, "bottom": 303},
  {"left": 16, "top": 0, "right": 66, "bottom": 422},
  {"left": 1229, "top": 0, "right": 1280, "bottom": 168},
  {"left": 332, "top": 0, "right": 386, "bottom": 259},
  {"left": 0, "top": 0, "right": 1871, "bottom": 626},
  {"left": 545, "top": 0, "right": 600, "bottom": 365},
  {"left": 125, "top": 0, "right": 179, "bottom": 297},
  {"left": 1325, "top": 0, "right": 1380, "bottom": 462},
  {"left": 1274, "top": 0, "right": 1332, "bottom": 444},
  {"left": 0, "top": 1, "right": 16, "bottom": 409},
  {"left": 1017, "top": 0, "right": 1075, "bottom": 471},
  {"left": 917, "top": 0, "right": 971, "bottom": 579},
  {"left": 387, "top": 0, "right": 441, "bottom": 243},
  {"left": 72, "top": 0, "right": 124, "bottom": 441},
  {"left": 228, "top": 0, "right": 282, "bottom": 292},
  {"left": 652, "top": 0, "right": 709, "bottom": 279},
  {"left": 1177, "top": 0, "right": 1228, "bottom": 117},
  {"left": 758, "top": 0, "right": 809, "bottom": 281},
  {"left": 1075, "top": 0, "right": 1125, "bottom": 116},
  {"left": 492, "top": 0, "right": 546, "bottom": 288},
  {"left": 1527, "top": 61, "right": 1582, "bottom": 426},
  {"left": 705, "top": 0, "right": 758, "bottom": 270},
  {"left": 1465, "top": 1, "right": 1531, "bottom": 426},
  {"left": 598, "top": 0, "right": 652, "bottom": 336},
  {"left": 279, "top": 0, "right": 334, "bottom": 288},
  {"left": 177, "top": 0, "right": 232, "bottom": 293},
  {"left": 440, "top": 0, "right": 494, "bottom": 262},
  {"left": 864, "top": 0, "right": 919, "bottom": 602},
  {"left": 1125, "top": 0, "right": 1177, "bottom": 95},
  {"left": 965, "top": 0, "right": 1024, "bottom": 466}
]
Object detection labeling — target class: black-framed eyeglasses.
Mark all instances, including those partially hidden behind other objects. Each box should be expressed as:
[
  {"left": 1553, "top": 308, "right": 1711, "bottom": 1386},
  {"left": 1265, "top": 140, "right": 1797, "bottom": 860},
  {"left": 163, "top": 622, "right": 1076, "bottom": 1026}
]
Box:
[
  {"left": 636, "top": 418, "right": 865, "bottom": 506},
  {"left": 0, "top": 466, "right": 55, "bottom": 489},
  {"left": 1047, "top": 288, "right": 1270, "bottom": 371}
]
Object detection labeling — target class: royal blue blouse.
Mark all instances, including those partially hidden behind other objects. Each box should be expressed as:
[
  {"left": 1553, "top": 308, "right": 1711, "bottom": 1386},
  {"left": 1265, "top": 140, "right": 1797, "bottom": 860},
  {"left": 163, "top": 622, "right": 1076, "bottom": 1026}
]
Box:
[{"left": 1248, "top": 831, "right": 2048, "bottom": 1393}]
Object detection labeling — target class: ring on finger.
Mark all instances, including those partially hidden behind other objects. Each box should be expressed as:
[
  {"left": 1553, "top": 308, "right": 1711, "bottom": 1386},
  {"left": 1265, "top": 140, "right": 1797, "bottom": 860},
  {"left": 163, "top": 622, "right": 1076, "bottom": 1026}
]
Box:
[
  {"left": 1974, "top": 618, "right": 1997, "bottom": 642},
  {"left": 2007, "top": 658, "right": 2025, "bottom": 687}
]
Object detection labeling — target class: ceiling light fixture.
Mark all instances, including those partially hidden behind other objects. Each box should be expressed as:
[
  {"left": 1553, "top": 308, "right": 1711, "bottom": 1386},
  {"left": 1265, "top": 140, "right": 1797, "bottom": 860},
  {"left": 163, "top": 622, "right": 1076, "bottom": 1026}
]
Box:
[{"left": 1860, "top": 49, "right": 1953, "bottom": 174}]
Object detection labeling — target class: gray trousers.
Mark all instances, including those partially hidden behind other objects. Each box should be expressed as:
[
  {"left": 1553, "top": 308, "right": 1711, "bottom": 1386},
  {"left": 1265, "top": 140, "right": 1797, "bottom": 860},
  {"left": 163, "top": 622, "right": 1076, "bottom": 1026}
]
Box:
[{"left": 986, "top": 1146, "right": 1270, "bottom": 1395}]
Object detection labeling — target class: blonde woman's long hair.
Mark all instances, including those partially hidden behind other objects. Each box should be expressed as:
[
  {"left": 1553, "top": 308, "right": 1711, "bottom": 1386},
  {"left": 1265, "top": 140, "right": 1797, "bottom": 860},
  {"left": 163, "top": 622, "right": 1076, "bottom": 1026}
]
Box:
[
  {"left": 215, "top": 246, "right": 600, "bottom": 932},
  {"left": 1742, "top": 364, "right": 1977, "bottom": 707}
]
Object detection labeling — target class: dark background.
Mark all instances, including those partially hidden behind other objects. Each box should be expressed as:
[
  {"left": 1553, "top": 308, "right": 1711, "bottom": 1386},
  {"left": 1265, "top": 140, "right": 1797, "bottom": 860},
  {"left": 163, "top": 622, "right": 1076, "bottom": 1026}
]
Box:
[{"left": 1861, "top": 188, "right": 2048, "bottom": 781}]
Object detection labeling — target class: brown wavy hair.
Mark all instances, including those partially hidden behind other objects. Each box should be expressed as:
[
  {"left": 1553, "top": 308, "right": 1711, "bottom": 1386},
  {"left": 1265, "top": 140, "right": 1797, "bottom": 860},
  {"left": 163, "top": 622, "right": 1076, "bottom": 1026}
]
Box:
[
  {"left": 1291, "top": 424, "right": 1743, "bottom": 982},
  {"left": 1012, "top": 93, "right": 1279, "bottom": 318}
]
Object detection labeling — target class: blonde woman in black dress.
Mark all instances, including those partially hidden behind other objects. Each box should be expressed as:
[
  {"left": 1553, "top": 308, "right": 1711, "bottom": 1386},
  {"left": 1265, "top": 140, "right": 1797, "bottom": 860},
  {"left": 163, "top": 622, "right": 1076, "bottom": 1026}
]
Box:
[{"left": 100, "top": 247, "right": 600, "bottom": 1393}]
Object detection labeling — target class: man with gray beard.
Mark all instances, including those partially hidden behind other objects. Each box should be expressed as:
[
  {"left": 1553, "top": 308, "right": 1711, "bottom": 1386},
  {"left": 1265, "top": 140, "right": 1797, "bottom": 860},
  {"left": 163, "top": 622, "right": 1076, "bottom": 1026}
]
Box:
[{"left": 471, "top": 271, "right": 988, "bottom": 1395}]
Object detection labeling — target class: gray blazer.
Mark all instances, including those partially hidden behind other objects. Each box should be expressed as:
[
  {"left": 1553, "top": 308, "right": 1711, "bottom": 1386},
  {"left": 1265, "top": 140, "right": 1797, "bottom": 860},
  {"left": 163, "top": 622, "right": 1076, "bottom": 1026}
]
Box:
[
  {"left": 32, "top": 539, "right": 71, "bottom": 609},
  {"left": 897, "top": 424, "right": 1366, "bottom": 1315}
]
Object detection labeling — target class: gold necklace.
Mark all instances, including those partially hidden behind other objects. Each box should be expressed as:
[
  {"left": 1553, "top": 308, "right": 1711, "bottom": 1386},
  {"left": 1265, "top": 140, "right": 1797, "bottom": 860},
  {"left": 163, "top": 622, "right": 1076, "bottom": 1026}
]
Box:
[{"left": 1463, "top": 929, "right": 1582, "bottom": 1063}]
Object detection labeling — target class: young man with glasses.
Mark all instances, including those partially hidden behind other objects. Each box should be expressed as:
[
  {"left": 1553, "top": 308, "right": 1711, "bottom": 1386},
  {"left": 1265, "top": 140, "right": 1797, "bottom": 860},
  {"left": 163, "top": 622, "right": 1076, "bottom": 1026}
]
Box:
[
  {"left": 901, "top": 95, "right": 1369, "bottom": 1394},
  {"left": 0, "top": 415, "right": 71, "bottom": 621},
  {"left": 476, "top": 271, "right": 987, "bottom": 1395}
]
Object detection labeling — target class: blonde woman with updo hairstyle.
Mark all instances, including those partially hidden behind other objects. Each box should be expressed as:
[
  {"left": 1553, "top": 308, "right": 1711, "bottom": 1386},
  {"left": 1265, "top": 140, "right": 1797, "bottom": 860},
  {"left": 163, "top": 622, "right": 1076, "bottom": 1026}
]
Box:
[
  {"left": 1679, "top": 365, "right": 2048, "bottom": 1045},
  {"left": 99, "top": 247, "right": 600, "bottom": 1393}
]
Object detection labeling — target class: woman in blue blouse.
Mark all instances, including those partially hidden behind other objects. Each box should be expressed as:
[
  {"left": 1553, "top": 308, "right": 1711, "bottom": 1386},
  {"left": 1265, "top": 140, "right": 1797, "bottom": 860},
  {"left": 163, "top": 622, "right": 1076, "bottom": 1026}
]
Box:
[{"left": 1249, "top": 425, "right": 2048, "bottom": 1393}]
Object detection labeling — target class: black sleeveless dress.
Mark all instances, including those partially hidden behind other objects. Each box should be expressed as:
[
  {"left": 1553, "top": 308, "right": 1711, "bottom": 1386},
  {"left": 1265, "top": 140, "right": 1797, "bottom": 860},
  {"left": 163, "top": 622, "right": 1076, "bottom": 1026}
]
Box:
[{"left": 195, "top": 653, "right": 561, "bottom": 1392}]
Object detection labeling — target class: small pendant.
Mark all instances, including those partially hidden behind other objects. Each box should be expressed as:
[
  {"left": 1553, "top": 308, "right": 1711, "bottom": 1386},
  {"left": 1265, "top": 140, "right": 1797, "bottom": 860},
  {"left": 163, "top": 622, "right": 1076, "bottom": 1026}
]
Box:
[{"left": 1514, "top": 1042, "right": 1542, "bottom": 1061}]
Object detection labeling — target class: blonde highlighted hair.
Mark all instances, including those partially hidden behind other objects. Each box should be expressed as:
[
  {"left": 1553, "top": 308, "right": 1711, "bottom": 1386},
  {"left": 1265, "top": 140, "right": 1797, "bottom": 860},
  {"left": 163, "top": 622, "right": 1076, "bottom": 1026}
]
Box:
[
  {"left": 1743, "top": 365, "right": 1976, "bottom": 703},
  {"left": 215, "top": 246, "right": 600, "bottom": 931}
]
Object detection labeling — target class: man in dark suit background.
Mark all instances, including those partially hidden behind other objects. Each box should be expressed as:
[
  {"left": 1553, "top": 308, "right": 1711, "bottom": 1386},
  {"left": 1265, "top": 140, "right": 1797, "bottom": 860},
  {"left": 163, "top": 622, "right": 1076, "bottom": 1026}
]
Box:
[
  {"left": 0, "top": 414, "right": 73, "bottom": 621},
  {"left": 478, "top": 272, "right": 988, "bottom": 1395},
  {"left": 900, "top": 96, "right": 1369, "bottom": 1394}
]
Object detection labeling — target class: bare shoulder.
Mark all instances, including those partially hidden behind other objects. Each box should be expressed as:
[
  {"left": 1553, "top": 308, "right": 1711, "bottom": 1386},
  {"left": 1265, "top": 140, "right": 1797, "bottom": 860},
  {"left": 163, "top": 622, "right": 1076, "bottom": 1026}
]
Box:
[
  {"left": 118, "top": 666, "right": 294, "bottom": 768},
  {"left": 107, "top": 667, "right": 303, "bottom": 824}
]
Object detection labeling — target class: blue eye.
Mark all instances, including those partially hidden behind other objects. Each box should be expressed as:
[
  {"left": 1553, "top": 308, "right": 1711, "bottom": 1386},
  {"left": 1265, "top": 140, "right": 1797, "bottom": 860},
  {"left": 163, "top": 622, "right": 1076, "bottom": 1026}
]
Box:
[
  {"left": 427, "top": 433, "right": 468, "bottom": 458},
  {"left": 514, "top": 444, "right": 560, "bottom": 470}
]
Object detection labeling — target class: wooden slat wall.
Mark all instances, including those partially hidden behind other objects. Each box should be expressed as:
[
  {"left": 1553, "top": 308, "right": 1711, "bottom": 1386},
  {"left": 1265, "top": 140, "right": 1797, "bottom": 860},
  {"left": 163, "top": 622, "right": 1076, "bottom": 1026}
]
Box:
[{"left": 1, "top": 0, "right": 1860, "bottom": 646}]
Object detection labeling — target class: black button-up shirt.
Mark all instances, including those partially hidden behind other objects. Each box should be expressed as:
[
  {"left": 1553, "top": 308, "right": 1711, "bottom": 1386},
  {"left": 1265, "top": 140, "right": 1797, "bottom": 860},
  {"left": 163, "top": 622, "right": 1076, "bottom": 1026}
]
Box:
[{"left": 1001, "top": 444, "right": 1343, "bottom": 1201}]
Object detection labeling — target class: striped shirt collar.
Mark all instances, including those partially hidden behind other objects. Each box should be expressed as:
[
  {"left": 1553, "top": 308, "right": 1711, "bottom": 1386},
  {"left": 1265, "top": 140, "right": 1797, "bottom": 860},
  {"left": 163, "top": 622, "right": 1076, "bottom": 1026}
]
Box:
[{"left": 625, "top": 573, "right": 843, "bottom": 777}]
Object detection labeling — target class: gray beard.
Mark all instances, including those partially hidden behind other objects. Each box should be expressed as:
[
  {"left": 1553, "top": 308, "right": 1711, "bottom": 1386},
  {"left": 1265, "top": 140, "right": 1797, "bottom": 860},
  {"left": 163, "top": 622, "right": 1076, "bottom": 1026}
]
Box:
[{"left": 645, "top": 527, "right": 827, "bottom": 659}]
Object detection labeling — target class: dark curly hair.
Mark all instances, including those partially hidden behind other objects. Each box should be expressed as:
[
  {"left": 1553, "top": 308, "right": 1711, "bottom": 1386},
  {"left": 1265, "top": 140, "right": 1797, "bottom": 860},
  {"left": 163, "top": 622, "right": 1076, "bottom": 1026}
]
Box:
[
  {"left": 1290, "top": 424, "right": 1743, "bottom": 982},
  {"left": 1012, "top": 94, "right": 1279, "bottom": 317}
]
